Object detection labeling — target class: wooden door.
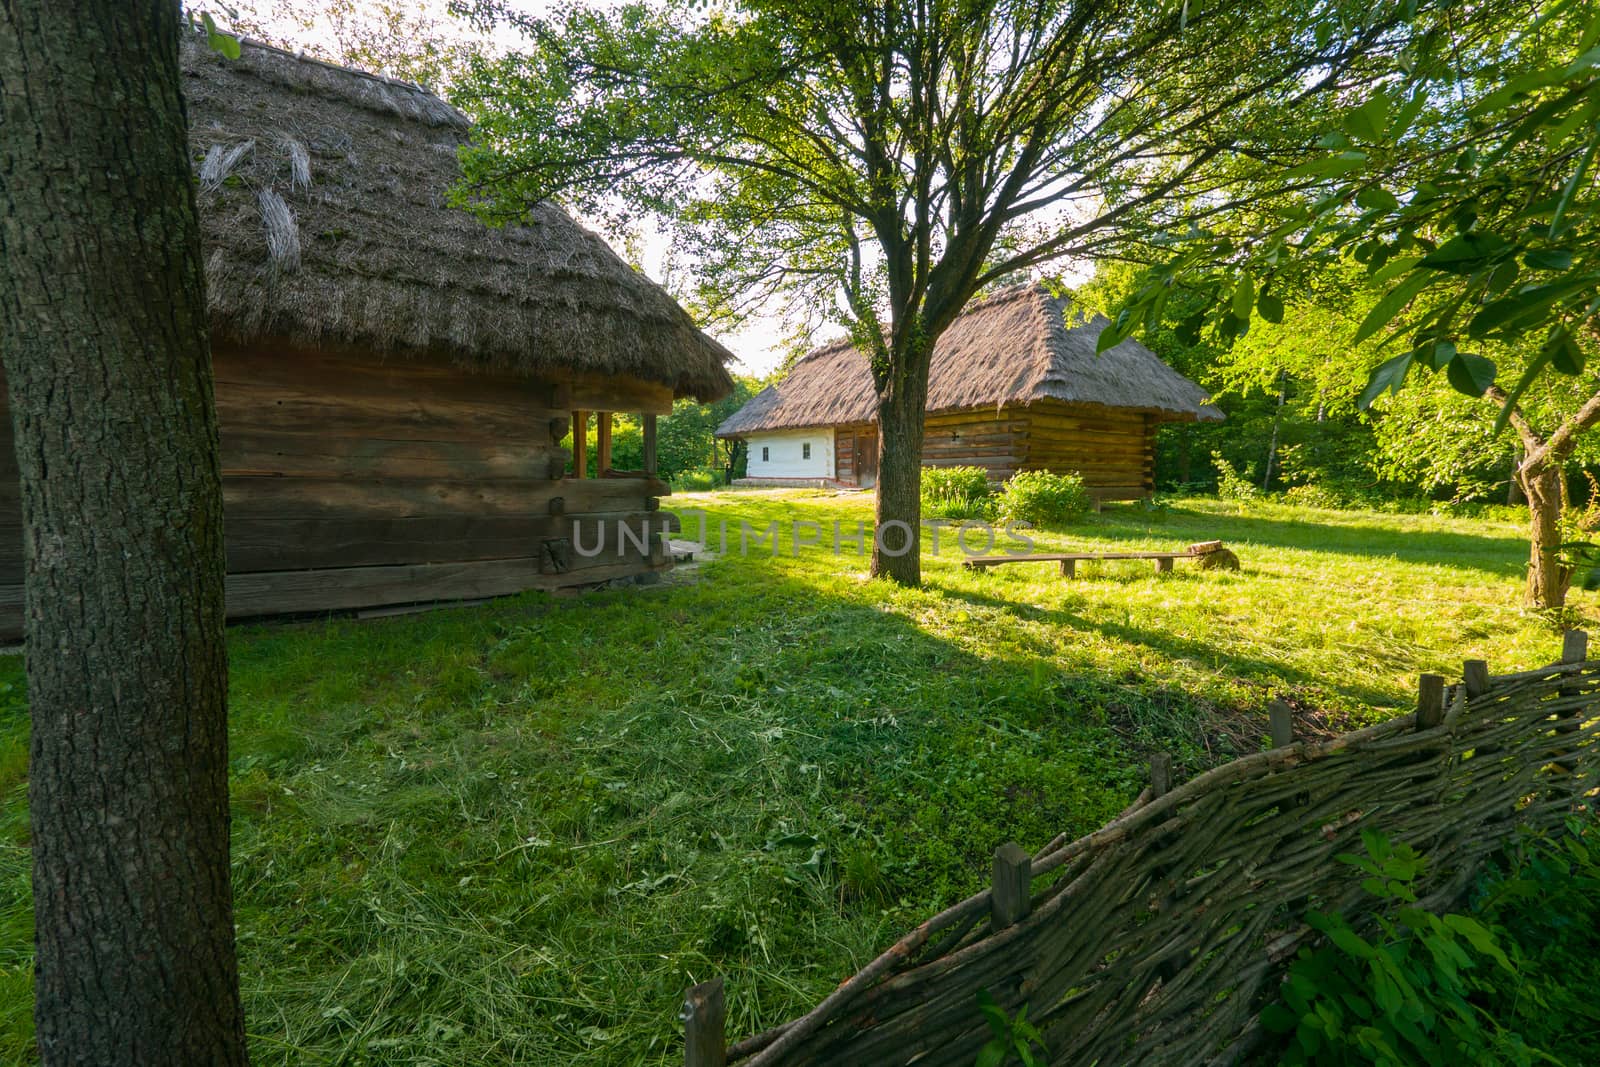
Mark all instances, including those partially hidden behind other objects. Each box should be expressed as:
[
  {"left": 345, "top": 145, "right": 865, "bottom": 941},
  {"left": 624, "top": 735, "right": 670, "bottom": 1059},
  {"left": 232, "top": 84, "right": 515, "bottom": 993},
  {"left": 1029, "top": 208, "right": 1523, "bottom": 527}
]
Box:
[{"left": 857, "top": 426, "right": 878, "bottom": 488}]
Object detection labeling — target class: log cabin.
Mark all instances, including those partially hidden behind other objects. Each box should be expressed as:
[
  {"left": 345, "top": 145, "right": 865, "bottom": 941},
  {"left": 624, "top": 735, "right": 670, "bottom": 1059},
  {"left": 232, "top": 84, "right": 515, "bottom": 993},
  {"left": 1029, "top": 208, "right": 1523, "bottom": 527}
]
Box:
[
  {"left": 716, "top": 283, "right": 1220, "bottom": 498},
  {"left": 0, "top": 34, "right": 734, "bottom": 640}
]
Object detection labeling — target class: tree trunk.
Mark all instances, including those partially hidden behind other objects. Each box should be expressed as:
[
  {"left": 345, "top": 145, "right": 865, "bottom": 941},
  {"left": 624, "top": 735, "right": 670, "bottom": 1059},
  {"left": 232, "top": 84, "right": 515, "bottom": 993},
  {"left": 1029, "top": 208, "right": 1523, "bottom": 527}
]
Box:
[
  {"left": 1521, "top": 466, "right": 1572, "bottom": 611},
  {"left": 0, "top": 5, "right": 248, "bottom": 1064},
  {"left": 871, "top": 341, "right": 933, "bottom": 585}
]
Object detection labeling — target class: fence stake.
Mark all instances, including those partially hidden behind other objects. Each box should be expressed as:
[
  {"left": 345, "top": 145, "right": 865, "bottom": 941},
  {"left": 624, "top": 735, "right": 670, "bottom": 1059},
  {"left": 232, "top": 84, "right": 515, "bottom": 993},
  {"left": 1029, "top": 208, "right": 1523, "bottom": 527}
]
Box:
[
  {"left": 1150, "top": 752, "right": 1173, "bottom": 800},
  {"left": 1268, "top": 700, "right": 1294, "bottom": 749},
  {"left": 1463, "top": 660, "right": 1489, "bottom": 699},
  {"left": 992, "top": 842, "right": 1031, "bottom": 929},
  {"left": 1555, "top": 631, "right": 1588, "bottom": 782},
  {"left": 1416, "top": 674, "right": 1445, "bottom": 731},
  {"left": 682, "top": 978, "right": 726, "bottom": 1067}
]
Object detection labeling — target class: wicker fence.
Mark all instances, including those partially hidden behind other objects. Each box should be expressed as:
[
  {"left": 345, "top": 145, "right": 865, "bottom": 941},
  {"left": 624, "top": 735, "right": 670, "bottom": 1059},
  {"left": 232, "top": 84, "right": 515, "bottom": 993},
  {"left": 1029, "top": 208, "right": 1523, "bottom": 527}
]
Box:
[{"left": 679, "top": 634, "right": 1600, "bottom": 1066}]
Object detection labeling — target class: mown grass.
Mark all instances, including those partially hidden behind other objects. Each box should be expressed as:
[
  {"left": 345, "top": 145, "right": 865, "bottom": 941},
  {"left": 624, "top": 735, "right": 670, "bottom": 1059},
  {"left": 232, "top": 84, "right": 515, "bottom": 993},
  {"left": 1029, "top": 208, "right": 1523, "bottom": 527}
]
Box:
[{"left": 0, "top": 491, "right": 1576, "bottom": 1064}]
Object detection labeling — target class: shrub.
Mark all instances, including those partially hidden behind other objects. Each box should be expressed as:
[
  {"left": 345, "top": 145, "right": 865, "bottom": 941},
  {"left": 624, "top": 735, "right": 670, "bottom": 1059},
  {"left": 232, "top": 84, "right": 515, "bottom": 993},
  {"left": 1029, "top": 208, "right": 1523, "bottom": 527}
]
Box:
[
  {"left": 922, "top": 465, "right": 996, "bottom": 520},
  {"left": 1284, "top": 483, "right": 1348, "bottom": 510},
  {"left": 1211, "top": 452, "right": 1259, "bottom": 503},
  {"left": 1262, "top": 831, "right": 1529, "bottom": 1066},
  {"left": 995, "top": 470, "right": 1090, "bottom": 527},
  {"left": 670, "top": 468, "right": 722, "bottom": 492}
]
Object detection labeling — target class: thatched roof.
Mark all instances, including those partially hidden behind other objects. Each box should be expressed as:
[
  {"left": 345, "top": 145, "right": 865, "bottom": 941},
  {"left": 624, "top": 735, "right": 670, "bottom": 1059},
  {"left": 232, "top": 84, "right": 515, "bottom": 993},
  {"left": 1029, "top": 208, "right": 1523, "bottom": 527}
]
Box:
[
  {"left": 717, "top": 283, "right": 1222, "bottom": 435},
  {"left": 181, "top": 33, "right": 733, "bottom": 401}
]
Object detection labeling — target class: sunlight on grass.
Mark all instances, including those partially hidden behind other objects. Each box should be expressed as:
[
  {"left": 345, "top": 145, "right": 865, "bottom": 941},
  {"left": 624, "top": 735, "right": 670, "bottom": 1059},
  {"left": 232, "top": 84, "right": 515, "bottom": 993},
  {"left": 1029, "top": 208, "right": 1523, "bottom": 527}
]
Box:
[{"left": 0, "top": 491, "right": 1572, "bottom": 1064}]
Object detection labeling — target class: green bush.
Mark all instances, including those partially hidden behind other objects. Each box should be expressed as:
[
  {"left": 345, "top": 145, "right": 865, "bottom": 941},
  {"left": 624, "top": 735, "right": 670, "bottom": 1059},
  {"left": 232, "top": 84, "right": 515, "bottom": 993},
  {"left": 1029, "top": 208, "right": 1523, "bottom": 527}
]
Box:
[
  {"left": 1284, "top": 483, "right": 1348, "bottom": 510},
  {"left": 1470, "top": 817, "right": 1600, "bottom": 1063},
  {"left": 1262, "top": 831, "right": 1533, "bottom": 1066},
  {"left": 1211, "top": 452, "right": 1260, "bottom": 503},
  {"left": 995, "top": 470, "right": 1090, "bottom": 527},
  {"left": 670, "top": 469, "right": 723, "bottom": 492},
  {"left": 921, "top": 465, "right": 996, "bottom": 520}
]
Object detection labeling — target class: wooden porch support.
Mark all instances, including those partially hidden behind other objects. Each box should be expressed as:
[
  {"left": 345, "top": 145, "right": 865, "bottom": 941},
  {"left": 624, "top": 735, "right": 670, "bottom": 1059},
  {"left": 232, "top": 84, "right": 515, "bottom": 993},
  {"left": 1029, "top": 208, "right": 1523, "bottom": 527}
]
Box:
[
  {"left": 572, "top": 410, "right": 588, "bottom": 478},
  {"left": 643, "top": 413, "right": 658, "bottom": 476},
  {"left": 597, "top": 412, "right": 613, "bottom": 475}
]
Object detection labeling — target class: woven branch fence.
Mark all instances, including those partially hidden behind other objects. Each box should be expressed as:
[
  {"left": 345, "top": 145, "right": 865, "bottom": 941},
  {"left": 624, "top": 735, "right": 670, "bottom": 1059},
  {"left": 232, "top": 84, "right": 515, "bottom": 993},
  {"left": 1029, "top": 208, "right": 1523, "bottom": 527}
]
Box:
[{"left": 679, "top": 634, "right": 1600, "bottom": 1067}]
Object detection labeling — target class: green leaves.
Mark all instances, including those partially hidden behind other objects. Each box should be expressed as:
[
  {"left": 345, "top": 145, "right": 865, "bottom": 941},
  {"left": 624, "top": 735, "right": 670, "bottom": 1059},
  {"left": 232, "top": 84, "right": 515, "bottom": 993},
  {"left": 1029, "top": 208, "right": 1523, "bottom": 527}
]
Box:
[
  {"left": 1353, "top": 272, "right": 1431, "bottom": 346},
  {"left": 1445, "top": 351, "right": 1496, "bottom": 397},
  {"left": 1343, "top": 94, "right": 1390, "bottom": 142},
  {"left": 195, "top": 11, "right": 242, "bottom": 60},
  {"left": 976, "top": 989, "right": 1046, "bottom": 1067},
  {"left": 1258, "top": 291, "right": 1285, "bottom": 324},
  {"left": 1359, "top": 352, "right": 1413, "bottom": 410},
  {"left": 1265, "top": 832, "right": 1525, "bottom": 1066},
  {"left": 1417, "top": 232, "right": 1512, "bottom": 275}
]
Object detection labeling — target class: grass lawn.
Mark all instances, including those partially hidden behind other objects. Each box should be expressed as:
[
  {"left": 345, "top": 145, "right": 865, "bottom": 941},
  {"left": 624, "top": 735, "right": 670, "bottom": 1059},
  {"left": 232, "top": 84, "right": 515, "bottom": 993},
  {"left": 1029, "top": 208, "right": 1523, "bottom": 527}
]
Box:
[{"left": 0, "top": 490, "right": 1577, "bottom": 1064}]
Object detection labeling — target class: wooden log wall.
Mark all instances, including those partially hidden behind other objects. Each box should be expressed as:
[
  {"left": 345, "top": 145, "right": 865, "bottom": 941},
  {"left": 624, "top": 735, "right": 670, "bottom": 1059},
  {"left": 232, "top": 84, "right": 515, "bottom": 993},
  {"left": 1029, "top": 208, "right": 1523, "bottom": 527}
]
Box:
[
  {"left": 911, "top": 403, "right": 1159, "bottom": 498},
  {"left": 0, "top": 345, "right": 678, "bottom": 638},
  {"left": 1020, "top": 402, "right": 1157, "bottom": 500}
]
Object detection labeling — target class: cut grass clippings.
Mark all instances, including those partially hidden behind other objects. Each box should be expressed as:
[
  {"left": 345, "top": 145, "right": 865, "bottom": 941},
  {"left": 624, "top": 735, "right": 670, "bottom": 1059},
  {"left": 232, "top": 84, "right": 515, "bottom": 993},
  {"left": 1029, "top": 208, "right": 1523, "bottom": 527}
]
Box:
[{"left": 0, "top": 491, "right": 1573, "bottom": 1064}]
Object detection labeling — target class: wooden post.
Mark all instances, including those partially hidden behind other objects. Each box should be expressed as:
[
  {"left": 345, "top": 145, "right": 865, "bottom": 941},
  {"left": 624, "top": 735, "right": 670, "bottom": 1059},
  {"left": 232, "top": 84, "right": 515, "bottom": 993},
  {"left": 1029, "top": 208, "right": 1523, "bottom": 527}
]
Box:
[
  {"left": 572, "top": 410, "right": 587, "bottom": 479},
  {"left": 1269, "top": 700, "right": 1294, "bottom": 748},
  {"left": 1556, "top": 631, "right": 1587, "bottom": 780},
  {"left": 1416, "top": 673, "right": 1445, "bottom": 730},
  {"left": 991, "top": 842, "right": 1031, "bottom": 929},
  {"left": 643, "top": 413, "right": 658, "bottom": 476},
  {"left": 1150, "top": 752, "right": 1173, "bottom": 800},
  {"left": 1059, "top": 558, "right": 1075, "bottom": 579},
  {"left": 682, "top": 978, "right": 726, "bottom": 1067},
  {"left": 1155, "top": 556, "right": 1173, "bottom": 574},
  {"left": 597, "top": 412, "right": 613, "bottom": 475},
  {"left": 1463, "top": 659, "right": 1489, "bottom": 699}
]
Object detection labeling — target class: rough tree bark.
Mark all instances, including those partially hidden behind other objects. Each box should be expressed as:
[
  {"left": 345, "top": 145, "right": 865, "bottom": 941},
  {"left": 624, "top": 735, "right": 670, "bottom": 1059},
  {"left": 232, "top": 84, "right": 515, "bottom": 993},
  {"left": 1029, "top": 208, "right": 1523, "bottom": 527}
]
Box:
[
  {"left": 1518, "top": 465, "right": 1573, "bottom": 612},
  {"left": 1486, "top": 385, "right": 1600, "bottom": 612},
  {"left": 0, "top": 3, "right": 248, "bottom": 1064},
  {"left": 871, "top": 341, "right": 934, "bottom": 584}
]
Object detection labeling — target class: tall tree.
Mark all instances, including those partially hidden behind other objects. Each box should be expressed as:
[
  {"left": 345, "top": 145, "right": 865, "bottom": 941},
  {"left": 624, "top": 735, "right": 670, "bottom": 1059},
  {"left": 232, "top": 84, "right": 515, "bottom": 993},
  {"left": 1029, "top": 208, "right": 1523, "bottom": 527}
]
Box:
[
  {"left": 0, "top": 3, "right": 248, "bottom": 1062},
  {"left": 455, "top": 0, "right": 1434, "bottom": 584},
  {"left": 1113, "top": 0, "right": 1600, "bottom": 608}
]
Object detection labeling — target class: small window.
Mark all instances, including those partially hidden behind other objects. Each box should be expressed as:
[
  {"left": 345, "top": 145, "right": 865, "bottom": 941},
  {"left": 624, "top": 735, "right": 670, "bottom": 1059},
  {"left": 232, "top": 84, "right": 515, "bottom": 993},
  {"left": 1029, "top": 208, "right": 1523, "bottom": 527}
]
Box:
[
  {"left": 802, "top": 442, "right": 812, "bottom": 459},
  {"left": 762, "top": 446, "right": 770, "bottom": 462}
]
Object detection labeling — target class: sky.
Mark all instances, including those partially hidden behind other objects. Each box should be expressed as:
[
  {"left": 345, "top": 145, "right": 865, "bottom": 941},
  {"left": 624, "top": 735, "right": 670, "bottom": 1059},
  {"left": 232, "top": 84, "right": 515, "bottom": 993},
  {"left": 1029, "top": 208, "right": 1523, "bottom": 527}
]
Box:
[{"left": 227, "top": 0, "right": 1091, "bottom": 377}]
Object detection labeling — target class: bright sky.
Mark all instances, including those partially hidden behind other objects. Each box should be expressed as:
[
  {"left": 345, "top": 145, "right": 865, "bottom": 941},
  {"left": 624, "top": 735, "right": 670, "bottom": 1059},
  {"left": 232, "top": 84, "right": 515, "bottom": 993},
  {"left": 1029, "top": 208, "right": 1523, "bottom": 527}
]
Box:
[{"left": 230, "top": 0, "right": 1092, "bottom": 377}]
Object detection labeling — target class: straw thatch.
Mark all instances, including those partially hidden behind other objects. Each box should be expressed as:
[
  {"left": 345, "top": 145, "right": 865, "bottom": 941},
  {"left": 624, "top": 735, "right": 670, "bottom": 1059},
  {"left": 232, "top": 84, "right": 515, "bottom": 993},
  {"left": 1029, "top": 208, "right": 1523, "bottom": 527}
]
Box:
[
  {"left": 717, "top": 283, "right": 1221, "bottom": 435},
  {"left": 180, "top": 33, "right": 733, "bottom": 401}
]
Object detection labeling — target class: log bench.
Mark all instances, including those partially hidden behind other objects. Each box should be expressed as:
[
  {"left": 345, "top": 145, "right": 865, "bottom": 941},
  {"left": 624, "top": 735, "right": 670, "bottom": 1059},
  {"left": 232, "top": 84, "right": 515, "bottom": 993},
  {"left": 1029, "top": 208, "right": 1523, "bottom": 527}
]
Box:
[{"left": 963, "top": 540, "right": 1238, "bottom": 578}]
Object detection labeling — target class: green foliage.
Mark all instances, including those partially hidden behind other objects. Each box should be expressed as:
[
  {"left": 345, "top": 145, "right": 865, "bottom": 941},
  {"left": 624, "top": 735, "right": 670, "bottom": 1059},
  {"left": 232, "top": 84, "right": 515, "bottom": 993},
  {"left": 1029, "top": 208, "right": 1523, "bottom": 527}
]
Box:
[
  {"left": 1470, "top": 818, "right": 1600, "bottom": 1061},
  {"left": 1262, "top": 832, "right": 1526, "bottom": 1067},
  {"left": 1211, "top": 453, "right": 1261, "bottom": 503},
  {"left": 975, "top": 989, "right": 1046, "bottom": 1067},
  {"left": 922, "top": 466, "right": 996, "bottom": 521},
  {"left": 657, "top": 376, "right": 763, "bottom": 480},
  {"left": 996, "top": 471, "right": 1090, "bottom": 527},
  {"left": 1284, "top": 483, "right": 1349, "bottom": 510},
  {"left": 1118, "top": 2, "right": 1600, "bottom": 414},
  {"left": 671, "top": 468, "right": 724, "bottom": 492}
]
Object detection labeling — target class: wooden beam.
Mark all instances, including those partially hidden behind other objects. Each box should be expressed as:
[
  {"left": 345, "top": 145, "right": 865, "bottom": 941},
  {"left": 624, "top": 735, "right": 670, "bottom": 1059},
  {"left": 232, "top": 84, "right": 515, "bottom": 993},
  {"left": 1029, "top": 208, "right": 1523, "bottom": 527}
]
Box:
[
  {"left": 597, "top": 412, "right": 613, "bottom": 475},
  {"left": 682, "top": 978, "right": 726, "bottom": 1067},
  {"left": 1269, "top": 700, "right": 1294, "bottom": 748},
  {"left": 643, "top": 413, "right": 658, "bottom": 476},
  {"left": 991, "top": 843, "right": 1031, "bottom": 929},
  {"left": 572, "top": 410, "right": 587, "bottom": 479}
]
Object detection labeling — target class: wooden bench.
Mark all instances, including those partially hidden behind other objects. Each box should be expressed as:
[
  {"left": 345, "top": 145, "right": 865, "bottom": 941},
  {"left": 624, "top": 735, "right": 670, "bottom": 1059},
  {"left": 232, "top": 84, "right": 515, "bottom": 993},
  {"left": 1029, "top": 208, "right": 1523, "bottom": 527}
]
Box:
[{"left": 963, "top": 541, "right": 1238, "bottom": 578}]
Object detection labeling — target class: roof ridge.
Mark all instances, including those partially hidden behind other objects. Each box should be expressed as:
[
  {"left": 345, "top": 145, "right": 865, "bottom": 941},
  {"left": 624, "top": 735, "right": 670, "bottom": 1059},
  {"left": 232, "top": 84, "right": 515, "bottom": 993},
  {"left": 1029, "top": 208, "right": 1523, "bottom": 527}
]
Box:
[
  {"left": 191, "top": 27, "right": 470, "bottom": 130},
  {"left": 788, "top": 281, "right": 1052, "bottom": 368}
]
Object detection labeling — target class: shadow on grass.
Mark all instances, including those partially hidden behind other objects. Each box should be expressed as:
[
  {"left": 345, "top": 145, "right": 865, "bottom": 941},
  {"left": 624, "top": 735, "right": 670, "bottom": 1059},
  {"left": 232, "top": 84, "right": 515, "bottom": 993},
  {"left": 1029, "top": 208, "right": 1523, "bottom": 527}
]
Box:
[
  {"left": 1084, "top": 506, "right": 1528, "bottom": 578},
  {"left": 934, "top": 576, "right": 1398, "bottom": 711}
]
